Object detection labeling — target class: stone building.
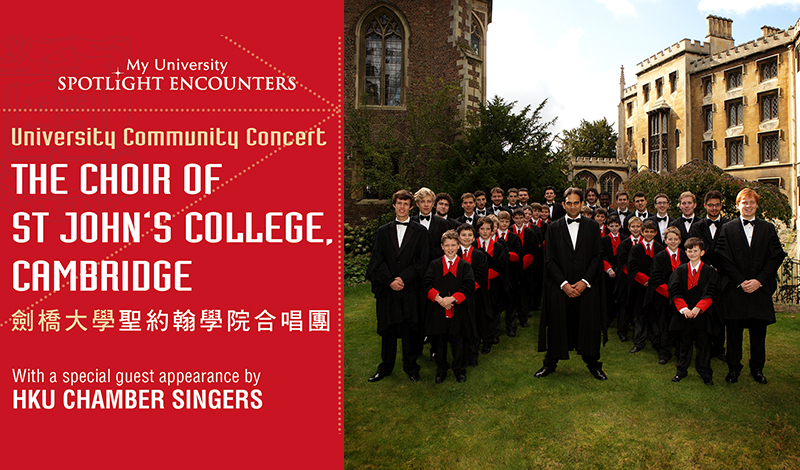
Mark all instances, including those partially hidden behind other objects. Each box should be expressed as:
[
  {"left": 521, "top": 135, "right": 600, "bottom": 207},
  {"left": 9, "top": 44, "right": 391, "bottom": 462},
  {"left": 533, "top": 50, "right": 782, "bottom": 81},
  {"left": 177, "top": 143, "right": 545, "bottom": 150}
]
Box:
[
  {"left": 344, "top": 0, "right": 492, "bottom": 221},
  {"left": 619, "top": 15, "right": 799, "bottom": 215}
]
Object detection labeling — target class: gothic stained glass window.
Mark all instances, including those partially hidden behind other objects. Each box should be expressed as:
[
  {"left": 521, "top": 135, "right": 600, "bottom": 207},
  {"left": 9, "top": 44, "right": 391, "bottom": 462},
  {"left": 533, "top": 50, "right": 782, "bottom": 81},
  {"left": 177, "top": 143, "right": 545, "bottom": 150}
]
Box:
[{"left": 363, "top": 11, "right": 403, "bottom": 107}]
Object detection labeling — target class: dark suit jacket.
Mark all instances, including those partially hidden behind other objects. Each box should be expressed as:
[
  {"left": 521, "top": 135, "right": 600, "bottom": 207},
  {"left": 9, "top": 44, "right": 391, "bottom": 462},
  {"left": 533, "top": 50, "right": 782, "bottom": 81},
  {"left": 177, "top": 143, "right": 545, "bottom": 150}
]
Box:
[
  {"left": 646, "top": 248, "right": 688, "bottom": 308},
  {"left": 627, "top": 240, "right": 664, "bottom": 309},
  {"left": 609, "top": 209, "right": 633, "bottom": 236},
  {"left": 457, "top": 213, "right": 480, "bottom": 230},
  {"left": 412, "top": 214, "right": 449, "bottom": 262},
  {"left": 714, "top": 218, "right": 785, "bottom": 323},
  {"left": 422, "top": 257, "right": 475, "bottom": 337},
  {"left": 488, "top": 204, "right": 511, "bottom": 217},
  {"left": 645, "top": 214, "right": 672, "bottom": 244},
  {"left": 545, "top": 202, "right": 566, "bottom": 221},
  {"left": 669, "top": 216, "right": 697, "bottom": 250},
  {"left": 688, "top": 217, "right": 729, "bottom": 265},
  {"left": 539, "top": 216, "right": 605, "bottom": 359},
  {"left": 366, "top": 220, "right": 430, "bottom": 333}
]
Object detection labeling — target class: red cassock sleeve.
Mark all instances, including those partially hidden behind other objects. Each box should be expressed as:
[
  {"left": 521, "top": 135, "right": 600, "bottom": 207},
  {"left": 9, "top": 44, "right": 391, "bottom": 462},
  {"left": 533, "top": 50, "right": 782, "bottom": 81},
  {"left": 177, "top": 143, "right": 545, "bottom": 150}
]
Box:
[
  {"left": 623, "top": 265, "right": 628, "bottom": 275},
  {"left": 603, "top": 260, "right": 612, "bottom": 272},
  {"left": 523, "top": 254, "right": 534, "bottom": 269},
  {"left": 696, "top": 298, "right": 712, "bottom": 312},
  {"left": 673, "top": 298, "right": 688, "bottom": 311},
  {"left": 634, "top": 272, "right": 649, "bottom": 285},
  {"left": 509, "top": 252, "right": 519, "bottom": 263},
  {"left": 488, "top": 269, "right": 499, "bottom": 280},
  {"left": 453, "top": 292, "right": 466, "bottom": 304},
  {"left": 655, "top": 284, "right": 668, "bottom": 297},
  {"left": 427, "top": 289, "right": 439, "bottom": 302},
  {"left": 474, "top": 281, "right": 480, "bottom": 290}
]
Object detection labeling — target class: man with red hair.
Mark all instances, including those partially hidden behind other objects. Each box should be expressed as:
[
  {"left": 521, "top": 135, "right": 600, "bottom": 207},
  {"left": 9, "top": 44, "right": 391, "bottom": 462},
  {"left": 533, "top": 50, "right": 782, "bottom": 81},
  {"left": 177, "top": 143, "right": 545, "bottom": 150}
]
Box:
[{"left": 714, "top": 188, "right": 785, "bottom": 385}]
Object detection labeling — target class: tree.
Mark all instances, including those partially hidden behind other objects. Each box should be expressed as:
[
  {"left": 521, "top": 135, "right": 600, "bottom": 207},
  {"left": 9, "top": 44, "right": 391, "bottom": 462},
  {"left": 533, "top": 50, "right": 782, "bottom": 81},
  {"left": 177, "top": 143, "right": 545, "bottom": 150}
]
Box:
[
  {"left": 625, "top": 159, "right": 792, "bottom": 224},
  {"left": 345, "top": 78, "right": 463, "bottom": 199},
  {"left": 431, "top": 96, "right": 568, "bottom": 206},
  {"left": 561, "top": 118, "right": 618, "bottom": 160}
]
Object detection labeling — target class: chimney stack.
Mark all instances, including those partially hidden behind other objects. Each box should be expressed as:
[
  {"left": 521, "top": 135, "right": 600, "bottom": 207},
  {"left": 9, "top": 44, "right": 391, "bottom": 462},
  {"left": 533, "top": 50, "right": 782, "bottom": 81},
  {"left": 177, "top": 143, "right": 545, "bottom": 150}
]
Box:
[
  {"left": 761, "top": 25, "right": 782, "bottom": 37},
  {"left": 706, "top": 15, "right": 734, "bottom": 54}
]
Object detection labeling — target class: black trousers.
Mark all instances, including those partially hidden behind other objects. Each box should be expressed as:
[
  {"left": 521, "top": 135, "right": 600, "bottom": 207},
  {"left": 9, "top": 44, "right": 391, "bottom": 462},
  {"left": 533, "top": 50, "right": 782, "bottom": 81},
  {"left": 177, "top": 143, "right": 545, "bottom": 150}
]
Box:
[
  {"left": 542, "top": 296, "right": 601, "bottom": 371},
  {"left": 378, "top": 322, "right": 421, "bottom": 376},
  {"left": 676, "top": 327, "right": 712, "bottom": 380},
  {"left": 726, "top": 319, "right": 768, "bottom": 374},
  {"left": 433, "top": 333, "right": 467, "bottom": 375}
]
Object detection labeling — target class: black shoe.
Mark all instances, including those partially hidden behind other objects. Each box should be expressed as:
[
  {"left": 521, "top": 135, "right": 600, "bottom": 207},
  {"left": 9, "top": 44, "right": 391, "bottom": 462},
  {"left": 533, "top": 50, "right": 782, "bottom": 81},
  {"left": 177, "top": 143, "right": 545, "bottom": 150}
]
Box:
[
  {"left": 590, "top": 368, "right": 608, "bottom": 381},
  {"left": 671, "top": 375, "right": 682, "bottom": 382},
  {"left": 493, "top": 337, "right": 500, "bottom": 345},
  {"left": 481, "top": 344, "right": 492, "bottom": 354},
  {"left": 751, "top": 372, "right": 768, "bottom": 384},
  {"left": 704, "top": 378, "right": 714, "bottom": 386},
  {"left": 618, "top": 334, "right": 628, "bottom": 342},
  {"left": 456, "top": 373, "right": 466, "bottom": 383},
  {"left": 435, "top": 372, "right": 446, "bottom": 384},
  {"left": 725, "top": 371, "right": 739, "bottom": 383},
  {"left": 629, "top": 346, "right": 644, "bottom": 353},
  {"left": 368, "top": 371, "right": 389, "bottom": 383},
  {"left": 658, "top": 358, "right": 668, "bottom": 365},
  {"left": 534, "top": 366, "right": 554, "bottom": 378},
  {"left": 507, "top": 330, "right": 517, "bottom": 337},
  {"left": 520, "top": 322, "right": 530, "bottom": 328},
  {"left": 409, "top": 372, "right": 421, "bottom": 383}
]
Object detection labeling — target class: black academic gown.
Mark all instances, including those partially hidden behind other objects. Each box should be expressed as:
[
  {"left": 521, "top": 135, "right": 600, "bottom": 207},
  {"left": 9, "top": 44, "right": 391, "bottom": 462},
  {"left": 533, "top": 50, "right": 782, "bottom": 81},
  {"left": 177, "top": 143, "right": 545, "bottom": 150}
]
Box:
[
  {"left": 713, "top": 218, "right": 785, "bottom": 324},
  {"left": 668, "top": 263, "right": 720, "bottom": 333},
  {"left": 539, "top": 216, "right": 606, "bottom": 360},
  {"left": 367, "top": 220, "right": 429, "bottom": 333},
  {"left": 422, "top": 257, "right": 476, "bottom": 337},
  {"left": 458, "top": 246, "right": 491, "bottom": 341},
  {"left": 688, "top": 217, "right": 729, "bottom": 265}
]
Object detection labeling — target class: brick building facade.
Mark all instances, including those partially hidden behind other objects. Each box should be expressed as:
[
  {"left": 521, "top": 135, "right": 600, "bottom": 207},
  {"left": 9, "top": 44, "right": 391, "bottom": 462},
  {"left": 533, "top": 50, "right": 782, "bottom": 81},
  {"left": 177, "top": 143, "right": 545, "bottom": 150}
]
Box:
[{"left": 344, "top": 1, "right": 492, "bottom": 222}]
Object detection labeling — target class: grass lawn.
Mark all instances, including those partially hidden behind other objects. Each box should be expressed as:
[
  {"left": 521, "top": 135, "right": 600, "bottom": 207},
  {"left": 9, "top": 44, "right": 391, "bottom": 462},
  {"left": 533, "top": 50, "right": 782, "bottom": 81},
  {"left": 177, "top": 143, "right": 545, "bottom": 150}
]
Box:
[{"left": 344, "top": 283, "right": 800, "bottom": 469}]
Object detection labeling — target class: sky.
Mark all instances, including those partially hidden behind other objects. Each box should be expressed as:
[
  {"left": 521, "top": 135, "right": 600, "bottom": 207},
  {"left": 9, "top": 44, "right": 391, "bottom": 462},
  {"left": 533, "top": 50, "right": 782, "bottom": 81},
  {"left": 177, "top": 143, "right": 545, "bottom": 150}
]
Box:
[{"left": 486, "top": 0, "right": 800, "bottom": 137}]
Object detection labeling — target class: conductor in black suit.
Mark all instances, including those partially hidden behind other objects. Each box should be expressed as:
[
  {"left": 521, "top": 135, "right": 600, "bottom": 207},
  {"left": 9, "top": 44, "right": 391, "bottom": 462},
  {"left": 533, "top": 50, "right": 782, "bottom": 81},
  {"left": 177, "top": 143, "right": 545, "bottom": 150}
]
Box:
[
  {"left": 535, "top": 187, "right": 607, "bottom": 380},
  {"left": 366, "top": 190, "right": 430, "bottom": 383},
  {"left": 714, "top": 188, "right": 785, "bottom": 385}
]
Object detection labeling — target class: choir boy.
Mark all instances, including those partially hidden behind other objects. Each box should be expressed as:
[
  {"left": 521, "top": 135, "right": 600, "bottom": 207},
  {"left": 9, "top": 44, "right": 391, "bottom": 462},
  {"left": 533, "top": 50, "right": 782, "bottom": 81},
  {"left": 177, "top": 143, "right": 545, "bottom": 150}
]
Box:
[
  {"left": 601, "top": 215, "right": 624, "bottom": 328},
  {"left": 475, "top": 216, "right": 510, "bottom": 353},
  {"left": 497, "top": 211, "right": 523, "bottom": 337},
  {"left": 627, "top": 219, "right": 664, "bottom": 354},
  {"left": 456, "top": 223, "right": 490, "bottom": 367},
  {"left": 423, "top": 230, "right": 476, "bottom": 383},
  {"left": 614, "top": 216, "right": 643, "bottom": 342},
  {"left": 669, "top": 237, "right": 719, "bottom": 385},
  {"left": 594, "top": 208, "right": 608, "bottom": 237},
  {"left": 512, "top": 208, "right": 542, "bottom": 326},
  {"left": 689, "top": 189, "right": 729, "bottom": 361},
  {"left": 647, "top": 226, "right": 687, "bottom": 364}
]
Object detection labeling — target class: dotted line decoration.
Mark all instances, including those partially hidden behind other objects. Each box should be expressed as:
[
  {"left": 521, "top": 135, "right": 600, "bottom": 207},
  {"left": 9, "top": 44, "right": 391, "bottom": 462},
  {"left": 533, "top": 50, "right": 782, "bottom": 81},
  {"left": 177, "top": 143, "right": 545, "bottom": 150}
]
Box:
[
  {"left": 221, "top": 34, "right": 335, "bottom": 109},
  {"left": 2, "top": 110, "right": 338, "bottom": 328},
  {"left": 336, "top": 36, "right": 343, "bottom": 436},
  {"left": 0, "top": 108, "right": 334, "bottom": 113}
]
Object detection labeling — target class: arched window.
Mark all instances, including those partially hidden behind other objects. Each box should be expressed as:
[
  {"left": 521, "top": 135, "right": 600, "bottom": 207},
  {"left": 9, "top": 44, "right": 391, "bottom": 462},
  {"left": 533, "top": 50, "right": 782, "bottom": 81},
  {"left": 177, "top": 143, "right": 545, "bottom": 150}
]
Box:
[
  {"left": 470, "top": 19, "right": 482, "bottom": 57},
  {"left": 574, "top": 170, "right": 596, "bottom": 190},
  {"left": 600, "top": 172, "right": 622, "bottom": 196},
  {"left": 359, "top": 7, "right": 406, "bottom": 107}
]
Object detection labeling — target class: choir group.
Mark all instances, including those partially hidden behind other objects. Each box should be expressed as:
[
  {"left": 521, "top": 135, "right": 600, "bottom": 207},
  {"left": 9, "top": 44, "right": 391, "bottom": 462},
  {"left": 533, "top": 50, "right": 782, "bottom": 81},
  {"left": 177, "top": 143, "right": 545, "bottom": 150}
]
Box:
[{"left": 365, "top": 185, "right": 785, "bottom": 386}]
